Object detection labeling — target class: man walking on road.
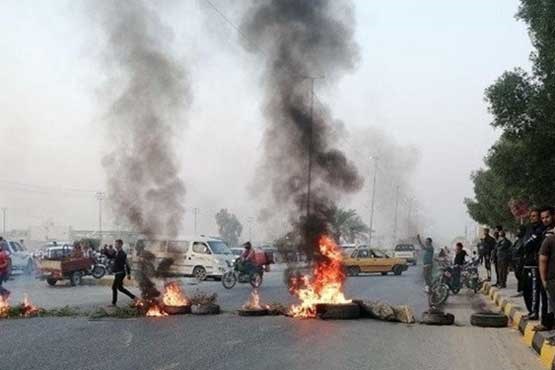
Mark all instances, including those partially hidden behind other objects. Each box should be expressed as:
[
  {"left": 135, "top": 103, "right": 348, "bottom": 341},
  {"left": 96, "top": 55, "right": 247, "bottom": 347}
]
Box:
[
  {"left": 417, "top": 234, "right": 434, "bottom": 292},
  {"left": 111, "top": 239, "right": 137, "bottom": 306},
  {"left": 495, "top": 230, "right": 512, "bottom": 288}
]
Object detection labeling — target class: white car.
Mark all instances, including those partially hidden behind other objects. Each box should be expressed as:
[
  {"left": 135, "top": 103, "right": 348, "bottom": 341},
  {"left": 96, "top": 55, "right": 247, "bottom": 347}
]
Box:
[
  {"left": 4, "top": 240, "right": 34, "bottom": 275},
  {"left": 132, "top": 236, "right": 235, "bottom": 281},
  {"left": 393, "top": 244, "right": 417, "bottom": 265}
]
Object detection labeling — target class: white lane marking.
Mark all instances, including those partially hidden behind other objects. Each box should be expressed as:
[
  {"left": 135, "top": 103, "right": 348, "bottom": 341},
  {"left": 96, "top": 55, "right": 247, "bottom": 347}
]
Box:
[{"left": 156, "top": 362, "right": 180, "bottom": 370}]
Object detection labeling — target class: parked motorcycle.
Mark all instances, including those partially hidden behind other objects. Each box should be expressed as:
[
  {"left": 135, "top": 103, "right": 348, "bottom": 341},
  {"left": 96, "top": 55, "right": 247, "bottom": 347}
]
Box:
[
  {"left": 221, "top": 261, "right": 264, "bottom": 289},
  {"left": 428, "top": 259, "right": 481, "bottom": 307}
]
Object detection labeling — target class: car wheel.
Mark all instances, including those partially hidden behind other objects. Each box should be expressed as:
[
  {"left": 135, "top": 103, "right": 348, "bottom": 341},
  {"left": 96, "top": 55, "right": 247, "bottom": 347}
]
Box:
[
  {"left": 381, "top": 272, "right": 388, "bottom": 276},
  {"left": 393, "top": 266, "right": 403, "bottom": 276},
  {"left": 470, "top": 312, "right": 508, "bottom": 328},
  {"left": 70, "top": 271, "right": 82, "bottom": 287},
  {"left": 46, "top": 278, "right": 57, "bottom": 286},
  {"left": 347, "top": 266, "right": 360, "bottom": 277},
  {"left": 315, "top": 303, "right": 361, "bottom": 320},
  {"left": 193, "top": 266, "right": 207, "bottom": 281}
]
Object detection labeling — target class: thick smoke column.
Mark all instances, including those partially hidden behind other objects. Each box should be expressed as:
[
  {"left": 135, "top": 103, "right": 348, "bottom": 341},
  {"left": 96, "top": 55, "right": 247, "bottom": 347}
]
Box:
[
  {"left": 95, "top": 1, "right": 191, "bottom": 298},
  {"left": 240, "top": 0, "right": 363, "bottom": 258}
]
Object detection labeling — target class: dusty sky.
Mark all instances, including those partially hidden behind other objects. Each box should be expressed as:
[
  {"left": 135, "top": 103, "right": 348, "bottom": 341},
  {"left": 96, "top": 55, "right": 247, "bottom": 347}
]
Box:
[{"left": 0, "top": 0, "right": 532, "bottom": 245}]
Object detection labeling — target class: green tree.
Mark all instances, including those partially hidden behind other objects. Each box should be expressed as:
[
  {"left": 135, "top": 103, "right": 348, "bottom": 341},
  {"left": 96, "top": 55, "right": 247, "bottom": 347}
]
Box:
[
  {"left": 467, "top": 0, "right": 555, "bottom": 228},
  {"left": 215, "top": 209, "right": 243, "bottom": 247},
  {"left": 329, "top": 207, "right": 369, "bottom": 243}
]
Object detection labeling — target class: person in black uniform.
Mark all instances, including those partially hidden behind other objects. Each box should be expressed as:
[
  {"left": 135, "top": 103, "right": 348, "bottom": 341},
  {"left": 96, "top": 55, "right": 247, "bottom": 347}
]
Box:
[{"left": 111, "top": 239, "right": 137, "bottom": 306}]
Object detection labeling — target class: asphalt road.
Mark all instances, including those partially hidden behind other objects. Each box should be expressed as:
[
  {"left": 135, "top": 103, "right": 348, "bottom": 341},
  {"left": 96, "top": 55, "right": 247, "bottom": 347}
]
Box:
[{"left": 0, "top": 267, "right": 544, "bottom": 370}]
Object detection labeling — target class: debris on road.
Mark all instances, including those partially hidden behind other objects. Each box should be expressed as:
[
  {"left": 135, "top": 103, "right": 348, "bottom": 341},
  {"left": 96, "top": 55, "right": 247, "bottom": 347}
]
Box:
[
  {"left": 421, "top": 309, "right": 455, "bottom": 326},
  {"left": 353, "top": 300, "right": 416, "bottom": 324},
  {"left": 470, "top": 311, "right": 508, "bottom": 328}
]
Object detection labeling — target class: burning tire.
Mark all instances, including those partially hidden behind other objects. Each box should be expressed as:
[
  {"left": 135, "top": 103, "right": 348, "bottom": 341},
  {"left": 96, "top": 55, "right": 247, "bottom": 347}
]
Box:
[
  {"left": 191, "top": 303, "right": 220, "bottom": 315},
  {"left": 315, "top": 303, "right": 361, "bottom": 320},
  {"left": 470, "top": 312, "right": 508, "bottom": 328},
  {"left": 421, "top": 310, "right": 455, "bottom": 326},
  {"left": 163, "top": 305, "right": 191, "bottom": 315},
  {"left": 238, "top": 308, "right": 269, "bottom": 317},
  {"left": 193, "top": 266, "right": 207, "bottom": 282}
]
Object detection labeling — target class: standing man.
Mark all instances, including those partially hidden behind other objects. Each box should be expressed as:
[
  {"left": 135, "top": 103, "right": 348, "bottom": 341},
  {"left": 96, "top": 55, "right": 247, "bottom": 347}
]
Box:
[
  {"left": 417, "top": 234, "right": 434, "bottom": 292},
  {"left": 495, "top": 230, "right": 512, "bottom": 288},
  {"left": 111, "top": 239, "right": 137, "bottom": 306},
  {"left": 538, "top": 207, "right": 555, "bottom": 331},
  {"left": 483, "top": 228, "right": 496, "bottom": 282},
  {"left": 512, "top": 225, "right": 527, "bottom": 297},
  {"left": 0, "top": 241, "right": 10, "bottom": 299},
  {"left": 523, "top": 208, "right": 546, "bottom": 320}
]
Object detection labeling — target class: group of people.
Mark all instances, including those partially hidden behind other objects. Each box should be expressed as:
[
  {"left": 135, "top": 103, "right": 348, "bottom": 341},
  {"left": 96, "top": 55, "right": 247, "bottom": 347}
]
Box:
[{"left": 478, "top": 206, "right": 555, "bottom": 331}]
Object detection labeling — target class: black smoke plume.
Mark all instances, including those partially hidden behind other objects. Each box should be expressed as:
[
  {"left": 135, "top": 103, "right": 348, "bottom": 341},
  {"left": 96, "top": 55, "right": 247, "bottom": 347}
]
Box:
[
  {"left": 95, "top": 1, "right": 190, "bottom": 299},
  {"left": 240, "top": 0, "right": 363, "bottom": 259}
]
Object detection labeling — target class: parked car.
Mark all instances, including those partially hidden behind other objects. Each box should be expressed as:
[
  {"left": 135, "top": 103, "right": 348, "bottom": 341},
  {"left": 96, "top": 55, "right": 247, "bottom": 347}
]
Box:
[
  {"left": 343, "top": 248, "right": 408, "bottom": 276},
  {"left": 4, "top": 240, "right": 34, "bottom": 275},
  {"left": 393, "top": 244, "right": 417, "bottom": 265},
  {"left": 132, "top": 236, "right": 236, "bottom": 281}
]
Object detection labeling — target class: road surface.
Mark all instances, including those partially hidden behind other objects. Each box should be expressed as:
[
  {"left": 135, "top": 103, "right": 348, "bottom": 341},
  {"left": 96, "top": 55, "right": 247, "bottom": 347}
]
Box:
[{"left": 0, "top": 266, "right": 543, "bottom": 370}]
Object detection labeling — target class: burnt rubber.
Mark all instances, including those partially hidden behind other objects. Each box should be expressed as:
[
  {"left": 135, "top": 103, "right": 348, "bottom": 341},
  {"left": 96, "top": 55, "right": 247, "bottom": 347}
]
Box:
[
  {"left": 470, "top": 312, "right": 508, "bottom": 328},
  {"left": 421, "top": 310, "right": 455, "bottom": 326},
  {"left": 238, "top": 308, "right": 269, "bottom": 317},
  {"left": 315, "top": 303, "right": 361, "bottom": 320},
  {"left": 163, "top": 305, "right": 191, "bottom": 315},
  {"left": 191, "top": 304, "right": 220, "bottom": 315}
]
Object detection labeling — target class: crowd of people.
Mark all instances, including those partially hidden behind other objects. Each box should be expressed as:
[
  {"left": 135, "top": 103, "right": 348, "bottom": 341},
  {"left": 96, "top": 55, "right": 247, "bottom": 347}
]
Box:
[{"left": 477, "top": 206, "right": 555, "bottom": 331}]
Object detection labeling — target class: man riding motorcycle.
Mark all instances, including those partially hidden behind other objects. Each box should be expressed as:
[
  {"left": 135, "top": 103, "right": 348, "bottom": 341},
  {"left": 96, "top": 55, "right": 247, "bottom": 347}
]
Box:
[{"left": 238, "top": 242, "right": 256, "bottom": 274}]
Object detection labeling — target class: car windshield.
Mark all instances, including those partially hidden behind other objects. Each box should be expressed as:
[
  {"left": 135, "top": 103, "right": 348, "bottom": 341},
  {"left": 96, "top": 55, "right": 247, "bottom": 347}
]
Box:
[{"left": 207, "top": 241, "right": 232, "bottom": 255}]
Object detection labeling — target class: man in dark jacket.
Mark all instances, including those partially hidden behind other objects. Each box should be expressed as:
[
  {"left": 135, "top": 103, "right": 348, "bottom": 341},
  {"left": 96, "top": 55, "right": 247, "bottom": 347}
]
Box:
[
  {"left": 111, "top": 239, "right": 137, "bottom": 306},
  {"left": 523, "top": 208, "right": 548, "bottom": 322},
  {"left": 483, "top": 228, "right": 496, "bottom": 282},
  {"left": 495, "top": 230, "right": 512, "bottom": 288},
  {"left": 512, "top": 225, "right": 527, "bottom": 296},
  {"left": 535, "top": 207, "right": 555, "bottom": 331}
]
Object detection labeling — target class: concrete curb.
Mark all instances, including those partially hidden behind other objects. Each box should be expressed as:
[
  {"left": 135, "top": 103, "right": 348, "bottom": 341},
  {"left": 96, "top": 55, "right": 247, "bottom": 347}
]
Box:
[{"left": 481, "top": 281, "right": 555, "bottom": 369}]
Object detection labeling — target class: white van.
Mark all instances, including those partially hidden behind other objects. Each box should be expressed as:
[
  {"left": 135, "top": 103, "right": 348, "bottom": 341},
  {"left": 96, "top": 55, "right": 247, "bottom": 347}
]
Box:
[{"left": 132, "top": 236, "right": 235, "bottom": 281}]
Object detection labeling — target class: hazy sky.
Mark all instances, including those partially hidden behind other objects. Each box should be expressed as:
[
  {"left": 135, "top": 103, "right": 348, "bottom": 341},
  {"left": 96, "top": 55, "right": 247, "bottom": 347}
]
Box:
[{"left": 0, "top": 1, "right": 532, "bottom": 244}]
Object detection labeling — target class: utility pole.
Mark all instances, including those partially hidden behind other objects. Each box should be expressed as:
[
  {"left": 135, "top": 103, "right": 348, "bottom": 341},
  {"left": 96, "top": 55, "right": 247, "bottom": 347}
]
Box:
[
  {"left": 193, "top": 208, "right": 199, "bottom": 236},
  {"left": 393, "top": 185, "right": 400, "bottom": 243},
  {"left": 407, "top": 197, "right": 413, "bottom": 237},
  {"left": 95, "top": 192, "right": 104, "bottom": 237},
  {"left": 1, "top": 208, "right": 6, "bottom": 235},
  {"left": 368, "top": 156, "right": 379, "bottom": 247},
  {"left": 304, "top": 76, "right": 324, "bottom": 222}
]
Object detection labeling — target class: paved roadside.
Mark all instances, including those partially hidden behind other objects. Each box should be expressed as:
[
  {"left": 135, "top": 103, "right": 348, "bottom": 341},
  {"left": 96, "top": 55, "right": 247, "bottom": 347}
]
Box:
[{"left": 481, "top": 271, "right": 555, "bottom": 369}]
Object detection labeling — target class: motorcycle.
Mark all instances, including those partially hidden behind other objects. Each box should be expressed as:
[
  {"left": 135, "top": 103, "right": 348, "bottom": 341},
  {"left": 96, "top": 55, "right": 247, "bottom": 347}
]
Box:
[
  {"left": 428, "top": 259, "right": 481, "bottom": 307},
  {"left": 87, "top": 252, "right": 107, "bottom": 279},
  {"left": 221, "top": 260, "right": 264, "bottom": 289}
]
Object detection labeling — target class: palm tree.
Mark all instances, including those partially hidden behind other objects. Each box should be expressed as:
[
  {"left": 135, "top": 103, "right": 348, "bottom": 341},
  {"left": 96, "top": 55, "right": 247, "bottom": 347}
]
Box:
[{"left": 329, "top": 207, "right": 369, "bottom": 243}]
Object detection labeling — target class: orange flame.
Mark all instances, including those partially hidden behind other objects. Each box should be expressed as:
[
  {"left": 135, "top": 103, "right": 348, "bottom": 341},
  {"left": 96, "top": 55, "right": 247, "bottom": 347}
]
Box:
[
  {"left": 146, "top": 304, "right": 168, "bottom": 317},
  {"left": 289, "top": 235, "right": 350, "bottom": 318},
  {"left": 162, "top": 281, "right": 189, "bottom": 306},
  {"left": 21, "top": 294, "right": 40, "bottom": 317},
  {"left": 242, "top": 289, "right": 268, "bottom": 310},
  {"left": 0, "top": 296, "right": 9, "bottom": 318}
]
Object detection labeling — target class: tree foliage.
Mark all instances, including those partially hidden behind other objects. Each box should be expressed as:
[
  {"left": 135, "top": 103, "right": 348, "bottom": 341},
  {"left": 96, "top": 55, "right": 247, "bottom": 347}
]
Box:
[
  {"left": 328, "top": 206, "right": 369, "bottom": 243},
  {"left": 467, "top": 0, "right": 555, "bottom": 228},
  {"left": 215, "top": 209, "right": 243, "bottom": 247}
]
